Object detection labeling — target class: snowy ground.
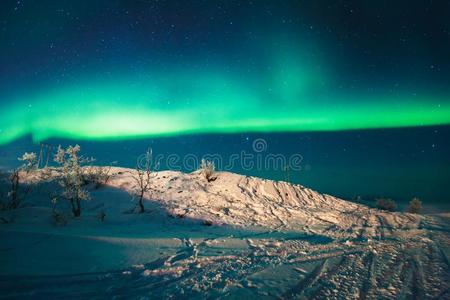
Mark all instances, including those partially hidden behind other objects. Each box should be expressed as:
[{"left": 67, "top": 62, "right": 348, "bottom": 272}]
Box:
[{"left": 0, "top": 167, "right": 449, "bottom": 299}]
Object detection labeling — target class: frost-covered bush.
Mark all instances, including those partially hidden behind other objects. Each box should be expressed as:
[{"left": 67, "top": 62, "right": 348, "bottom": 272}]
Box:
[
  {"left": 85, "top": 165, "right": 113, "bottom": 189},
  {"left": 0, "top": 151, "right": 39, "bottom": 210},
  {"left": 18, "top": 152, "right": 38, "bottom": 173},
  {"left": 54, "top": 145, "right": 90, "bottom": 217},
  {"left": 132, "top": 148, "right": 157, "bottom": 213},
  {"left": 407, "top": 197, "right": 422, "bottom": 214},
  {"left": 200, "top": 159, "right": 216, "bottom": 182},
  {"left": 376, "top": 198, "right": 397, "bottom": 212}
]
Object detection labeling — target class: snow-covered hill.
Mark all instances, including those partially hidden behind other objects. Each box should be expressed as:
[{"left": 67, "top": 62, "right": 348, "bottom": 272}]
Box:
[
  {"left": 0, "top": 167, "right": 449, "bottom": 299},
  {"left": 109, "top": 168, "right": 422, "bottom": 240}
]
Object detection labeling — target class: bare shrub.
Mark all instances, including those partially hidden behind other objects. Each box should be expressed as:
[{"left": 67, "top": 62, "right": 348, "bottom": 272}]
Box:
[
  {"left": 0, "top": 169, "right": 31, "bottom": 211},
  {"left": 85, "top": 165, "right": 113, "bottom": 189},
  {"left": 48, "top": 192, "right": 64, "bottom": 225},
  {"left": 200, "top": 159, "right": 216, "bottom": 182},
  {"left": 0, "top": 152, "right": 38, "bottom": 211},
  {"left": 376, "top": 198, "right": 397, "bottom": 212},
  {"left": 132, "top": 148, "right": 157, "bottom": 213},
  {"left": 51, "top": 211, "right": 68, "bottom": 226},
  {"left": 7, "top": 169, "right": 20, "bottom": 209},
  {"left": 54, "top": 145, "right": 90, "bottom": 217},
  {"left": 50, "top": 195, "right": 68, "bottom": 226},
  {"left": 407, "top": 197, "right": 422, "bottom": 214}
]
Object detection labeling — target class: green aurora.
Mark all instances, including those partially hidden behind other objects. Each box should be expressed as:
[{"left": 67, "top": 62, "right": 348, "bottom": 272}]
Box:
[
  {"left": 0, "top": 68, "right": 449, "bottom": 145},
  {"left": 1, "top": 1, "right": 450, "bottom": 146}
]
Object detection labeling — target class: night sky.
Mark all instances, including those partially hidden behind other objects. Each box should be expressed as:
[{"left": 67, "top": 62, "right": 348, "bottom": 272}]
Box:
[
  {"left": 0, "top": 1, "right": 449, "bottom": 207},
  {"left": 0, "top": 1, "right": 450, "bottom": 143}
]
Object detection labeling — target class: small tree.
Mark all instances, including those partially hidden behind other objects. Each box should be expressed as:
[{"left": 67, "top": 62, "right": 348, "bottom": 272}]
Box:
[
  {"left": 0, "top": 169, "right": 31, "bottom": 211},
  {"left": 132, "top": 148, "right": 156, "bottom": 213},
  {"left": 407, "top": 197, "right": 422, "bottom": 214},
  {"left": 200, "top": 159, "right": 216, "bottom": 182},
  {"left": 54, "top": 145, "right": 90, "bottom": 217},
  {"left": 376, "top": 198, "right": 397, "bottom": 212},
  {"left": 0, "top": 151, "right": 38, "bottom": 211},
  {"left": 18, "top": 152, "right": 38, "bottom": 173},
  {"left": 7, "top": 169, "right": 20, "bottom": 209}
]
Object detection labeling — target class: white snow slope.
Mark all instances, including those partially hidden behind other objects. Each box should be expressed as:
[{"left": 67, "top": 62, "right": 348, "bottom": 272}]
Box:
[{"left": 0, "top": 167, "right": 449, "bottom": 299}]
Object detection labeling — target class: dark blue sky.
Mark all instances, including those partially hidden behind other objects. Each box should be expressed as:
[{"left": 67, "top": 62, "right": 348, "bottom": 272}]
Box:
[
  {"left": 1, "top": 0, "right": 449, "bottom": 96},
  {"left": 0, "top": 1, "right": 449, "bottom": 208}
]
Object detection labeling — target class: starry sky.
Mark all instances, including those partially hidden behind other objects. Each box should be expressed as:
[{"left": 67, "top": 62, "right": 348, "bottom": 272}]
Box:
[
  {"left": 0, "top": 0, "right": 450, "bottom": 143},
  {"left": 0, "top": 1, "right": 450, "bottom": 207}
]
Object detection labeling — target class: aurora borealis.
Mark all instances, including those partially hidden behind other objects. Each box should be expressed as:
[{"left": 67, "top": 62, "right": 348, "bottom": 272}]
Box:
[
  {"left": 1, "top": 1, "right": 450, "bottom": 144},
  {"left": 1, "top": 71, "right": 450, "bottom": 145},
  {"left": 0, "top": 1, "right": 450, "bottom": 206}
]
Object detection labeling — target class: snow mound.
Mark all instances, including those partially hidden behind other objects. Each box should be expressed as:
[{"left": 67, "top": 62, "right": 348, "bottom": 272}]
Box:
[{"left": 108, "top": 167, "right": 421, "bottom": 239}]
